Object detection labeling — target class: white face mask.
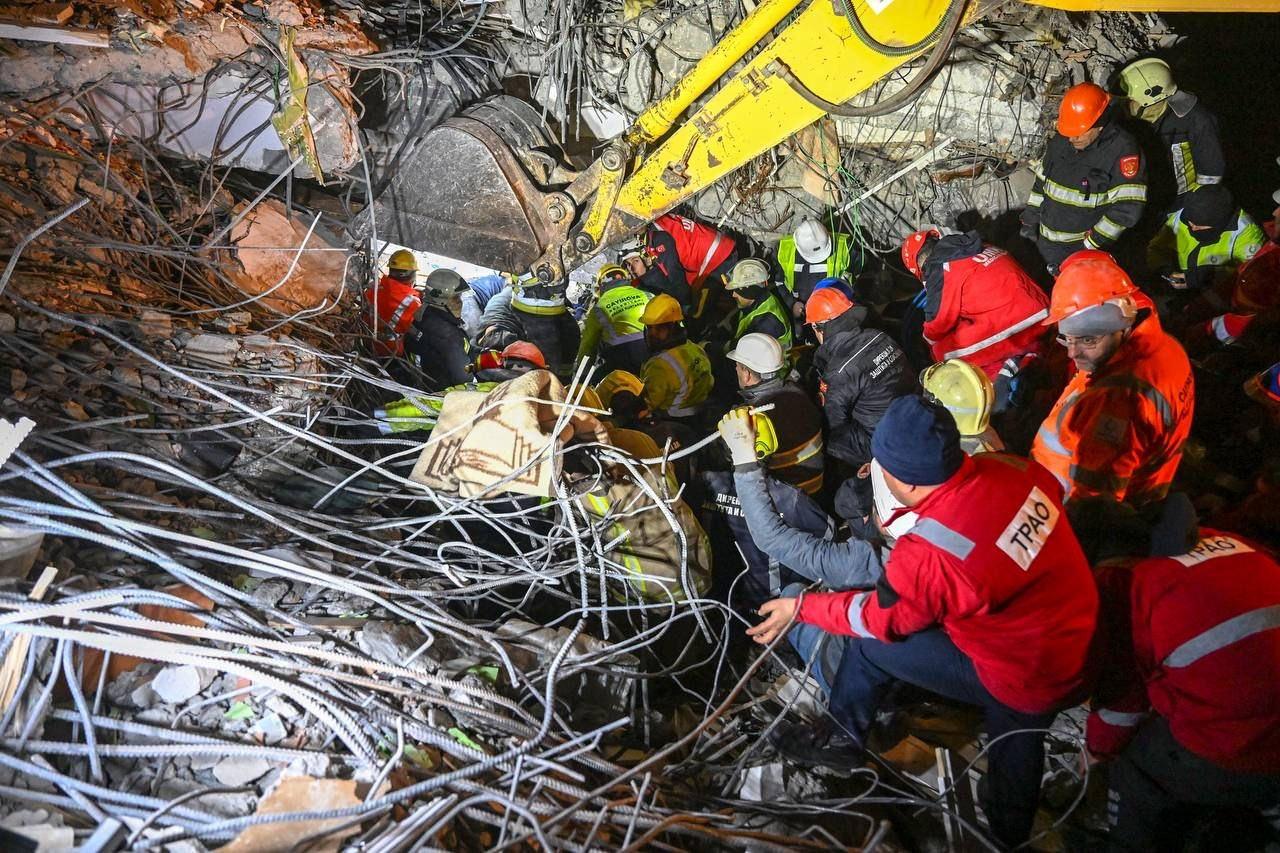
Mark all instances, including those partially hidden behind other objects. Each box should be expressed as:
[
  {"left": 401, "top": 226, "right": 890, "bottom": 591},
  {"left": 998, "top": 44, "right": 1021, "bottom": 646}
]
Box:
[{"left": 871, "top": 459, "right": 918, "bottom": 542}]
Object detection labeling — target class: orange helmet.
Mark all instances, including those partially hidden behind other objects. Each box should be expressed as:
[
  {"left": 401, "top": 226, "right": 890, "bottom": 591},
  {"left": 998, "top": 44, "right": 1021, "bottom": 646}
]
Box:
[
  {"left": 805, "top": 287, "right": 854, "bottom": 325},
  {"left": 901, "top": 227, "right": 942, "bottom": 279},
  {"left": 1045, "top": 251, "right": 1137, "bottom": 326},
  {"left": 1058, "top": 83, "right": 1110, "bottom": 137},
  {"left": 500, "top": 341, "right": 547, "bottom": 369}
]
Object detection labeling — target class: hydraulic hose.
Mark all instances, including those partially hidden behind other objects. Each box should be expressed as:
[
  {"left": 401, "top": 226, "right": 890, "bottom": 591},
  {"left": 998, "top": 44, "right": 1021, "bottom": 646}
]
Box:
[
  {"left": 840, "top": 0, "right": 955, "bottom": 56},
  {"left": 773, "top": 0, "right": 968, "bottom": 118}
]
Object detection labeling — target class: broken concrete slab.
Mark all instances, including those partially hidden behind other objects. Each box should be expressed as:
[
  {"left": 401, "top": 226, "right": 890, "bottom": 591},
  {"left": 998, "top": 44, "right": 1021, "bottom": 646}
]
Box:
[
  {"left": 223, "top": 200, "right": 346, "bottom": 317},
  {"left": 149, "top": 664, "right": 203, "bottom": 705},
  {"left": 212, "top": 755, "right": 272, "bottom": 787}
]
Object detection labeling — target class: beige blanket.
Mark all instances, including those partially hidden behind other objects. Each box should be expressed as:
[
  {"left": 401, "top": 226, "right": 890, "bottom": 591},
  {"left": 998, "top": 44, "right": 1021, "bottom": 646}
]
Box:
[{"left": 411, "top": 371, "right": 607, "bottom": 498}]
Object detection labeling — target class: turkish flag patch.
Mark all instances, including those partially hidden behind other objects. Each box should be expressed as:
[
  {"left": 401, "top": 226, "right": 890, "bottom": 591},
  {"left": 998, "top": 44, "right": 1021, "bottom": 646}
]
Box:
[{"left": 1119, "top": 155, "right": 1140, "bottom": 178}]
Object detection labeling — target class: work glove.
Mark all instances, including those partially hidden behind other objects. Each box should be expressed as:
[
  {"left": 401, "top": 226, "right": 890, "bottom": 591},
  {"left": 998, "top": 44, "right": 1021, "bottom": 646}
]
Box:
[
  {"left": 717, "top": 407, "right": 758, "bottom": 467},
  {"left": 1019, "top": 221, "right": 1037, "bottom": 241}
]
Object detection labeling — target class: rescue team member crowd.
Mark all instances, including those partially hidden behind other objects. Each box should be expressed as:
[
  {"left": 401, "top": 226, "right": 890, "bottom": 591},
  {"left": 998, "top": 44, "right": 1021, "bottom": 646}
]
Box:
[{"left": 366, "top": 61, "right": 1280, "bottom": 851}]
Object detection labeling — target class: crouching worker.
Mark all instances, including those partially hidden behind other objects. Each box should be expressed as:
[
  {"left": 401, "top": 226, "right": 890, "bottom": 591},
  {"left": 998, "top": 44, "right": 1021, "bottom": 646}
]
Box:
[
  {"left": 1070, "top": 497, "right": 1280, "bottom": 853},
  {"left": 728, "top": 395, "right": 1098, "bottom": 849}
]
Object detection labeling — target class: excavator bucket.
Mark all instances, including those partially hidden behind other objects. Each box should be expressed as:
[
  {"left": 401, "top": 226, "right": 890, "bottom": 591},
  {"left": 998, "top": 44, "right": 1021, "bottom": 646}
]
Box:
[{"left": 375, "top": 96, "right": 575, "bottom": 274}]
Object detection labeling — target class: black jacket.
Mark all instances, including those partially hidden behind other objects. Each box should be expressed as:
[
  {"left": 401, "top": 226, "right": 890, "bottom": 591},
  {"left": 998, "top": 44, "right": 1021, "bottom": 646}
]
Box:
[
  {"left": 740, "top": 378, "right": 824, "bottom": 494},
  {"left": 815, "top": 306, "right": 914, "bottom": 467},
  {"left": 1023, "top": 117, "right": 1148, "bottom": 266},
  {"left": 701, "top": 468, "right": 834, "bottom": 611},
  {"left": 409, "top": 304, "right": 471, "bottom": 389},
  {"left": 1154, "top": 91, "right": 1226, "bottom": 202},
  {"left": 475, "top": 288, "right": 581, "bottom": 378}
]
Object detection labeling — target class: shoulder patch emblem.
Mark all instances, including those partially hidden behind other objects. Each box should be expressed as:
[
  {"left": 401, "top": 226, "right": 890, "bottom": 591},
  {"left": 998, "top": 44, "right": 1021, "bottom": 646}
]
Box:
[{"left": 1119, "top": 155, "right": 1140, "bottom": 179}]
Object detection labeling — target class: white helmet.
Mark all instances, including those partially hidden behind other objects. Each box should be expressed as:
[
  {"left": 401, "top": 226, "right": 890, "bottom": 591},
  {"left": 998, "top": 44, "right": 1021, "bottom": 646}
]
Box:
[
  {"left": 725, "top": 258, "right": 770, "bottom": 291},
  {"left": 793, "top": 217, "right": 833, "bottom": 264},
  {"left": 726, "top": 332, "right": 785, "bottom": 376}
]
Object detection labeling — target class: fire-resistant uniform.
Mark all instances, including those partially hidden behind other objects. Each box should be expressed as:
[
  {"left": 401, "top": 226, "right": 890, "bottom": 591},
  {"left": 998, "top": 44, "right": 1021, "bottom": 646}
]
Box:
[
  {"left": 365, "top": 275, "right": 422, "bottom": 357},
  {"left": 637, "top": 213, "right": 737, "bottom": 312},
  {"left": 774, "top": 232, "right": 862, "bottom": 307},
  {"left": 1032, "top": 295, "right": 1194, "bottom": 505},
  {"left": 740, "top": 379, "right": 823, "bottom": 494},
  {"left": 1147, "top": 206, "right": 1265, "bottom": 291},
  {"left": 477, "top": 286, "right": 581, "bottom": 378},
  {"left": 1152, "top": 91, "right": 1226, "bottom": 202},
  {"left": 795, "top": 453, "right": 1098, "bottom": 846},
  {"left": 919, "top": 231, "right": 1049, "bottom": 380},
  {"left": 1022, "top": 121, "right": 1149, "bottom": 270},
  {"left": 640, "top": 339, "right": 714, "bottom": 418},
  {"left": 1088, "top": 531, "right": 1280, "bottom": 851},
  {"left": 408, "top": 303, "right": 471, "bottom": 389},
  {"left": 732, "top": 290, "right": 793, "bottom": 349},
  {"left": 576, "top": 279, "right": 651, "bottom": 374},
  {"left": 814, "top": 304, "right": 913, "bottom": 468}
]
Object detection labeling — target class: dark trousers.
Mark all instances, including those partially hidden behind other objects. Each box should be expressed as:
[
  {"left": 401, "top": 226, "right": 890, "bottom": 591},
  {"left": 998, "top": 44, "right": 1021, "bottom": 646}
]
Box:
[
  {"left": 1108, "top": 716, "right": 1280, "bottom": 852},
  {"left": 829, "top": 629, "right": 1057, "bottom": 849}
]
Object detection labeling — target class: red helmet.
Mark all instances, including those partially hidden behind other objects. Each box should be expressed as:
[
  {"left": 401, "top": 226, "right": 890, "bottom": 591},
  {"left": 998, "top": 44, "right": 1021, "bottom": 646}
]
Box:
[
  {"left": 901, "top": 228, "right": 942, "bottom": 279},
  {"left": 805, "top": 287, "right": 854, "bottom": 325},
  {"left": 1045, "top": 251, "right": 1137, "bottom": 326},
  {"left": 1233, "top": 248, "right": 1280, "bottom": 312},
  {"left": 1058, "top": 83, "right": 1110, "bottom": 137},
  {"left": 500, "top": 341, "right": 548, "bottom": 369}
]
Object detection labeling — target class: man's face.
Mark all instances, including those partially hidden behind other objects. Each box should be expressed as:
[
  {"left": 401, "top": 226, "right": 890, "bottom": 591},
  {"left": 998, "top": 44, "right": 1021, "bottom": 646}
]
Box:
[
  {"left": 1068, "top": 126, "right": 1103, "bottom": 151},
  {"left": 812, "top": 323, "right": 826, "bottom": 345},
  {"left": 624, "top": 256, "right": 648, "bottom": 277},
  {"left": 644, "top": 324, "right": 668, "bottom": 351},
  {"left": 1059, "top": 330, "right": 1125, "bottom": 373},
  {"left": 731, "top": 291, "right": 751, "bottom": 308}
]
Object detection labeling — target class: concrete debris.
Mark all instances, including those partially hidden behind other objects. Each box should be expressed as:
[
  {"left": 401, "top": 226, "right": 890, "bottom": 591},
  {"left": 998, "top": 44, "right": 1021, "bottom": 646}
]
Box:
[
  {"left": 224, "top": 200, "right": 347, "bottom": 317},
  {"left": 211, "top": 755, "right": 273, "bottom": 787},
  {"left": 150, "top": 664, "right": 206, "bottom": 705}
]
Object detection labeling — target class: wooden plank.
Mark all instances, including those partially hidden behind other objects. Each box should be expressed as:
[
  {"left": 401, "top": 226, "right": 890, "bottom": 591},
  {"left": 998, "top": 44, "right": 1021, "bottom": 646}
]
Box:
[{"left": 0, "top": 19, "right": 109, "bottom": 48}]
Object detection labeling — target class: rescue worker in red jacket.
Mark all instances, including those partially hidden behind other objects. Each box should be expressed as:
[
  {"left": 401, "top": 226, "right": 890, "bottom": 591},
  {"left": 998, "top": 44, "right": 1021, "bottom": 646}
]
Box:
[
  {"left": 624, "top": 212, "right": 737, "bottom": 320},
  {"left": 1032, "top": 251, "right": 1193, "bottom": 505},
  {"left": 902, "top": 227, "right": 1050, "bottom": 409},
  {"left": 732, "top": 396, "right": 1097, "bottom": 849},
  {"left": 364, "top": 249, "right": 423, "bottom": 357},
  {"left": 1069, "top": 496, "right": 1280, "bottom": 852}
]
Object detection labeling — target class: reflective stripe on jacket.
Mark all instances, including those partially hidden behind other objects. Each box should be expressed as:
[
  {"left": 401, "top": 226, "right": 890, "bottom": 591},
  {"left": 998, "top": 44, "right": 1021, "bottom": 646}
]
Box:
[
  {"left": 1031, "top": 299, "right": 1193, "bottom": 505},
  {"left": 733, "top": 292, "right": 794, "bottom": 349},
  {"left": 1155, "top": 91, "right": 1226, "bottom": 198},
  {"left": 776, "top": 233, "right": 854, "bottom": 298},
  {"left": 1156, "top": 208, "right": 1265, "bottom": 273},
  {"left": 797, "top": 454, "right": 1098, "bottom": 714},
  {"left": 579, "top": 284, "right": 650, "bottom": 360},
  {"left": 364, "top": 275, "right": 422, "bottom": 356},
  {"left": 743, "top": 381, "right": 824, "bottom": 495},
  {"left": 640, "top": 340, "right": 714, "bottom": 417},
  {"left": 922, "top": 244, "right": 1049, "bottom": 378},
  {"left": 651, "top": 213, "right": 736, "bottom": 288},
  {"left": 1088, "top": 532, "right": 1280, "bottom": 773}
]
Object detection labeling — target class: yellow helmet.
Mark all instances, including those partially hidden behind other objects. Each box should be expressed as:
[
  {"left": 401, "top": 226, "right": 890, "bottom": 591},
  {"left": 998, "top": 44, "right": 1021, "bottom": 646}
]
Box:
[
  {"left": 639, "top": 293, "right": 683, "bottom": 326},
  {"left": 920, "top": 359, "right": 994, "bottom": 437},
  {"left": 595, "top": 370, "right": 644, "bottom": 408},
  {"left": 596, "top": 264, "right": 629, "bottom": 287},
  {"left": 566, "top": 382, "right": 604, "bottom": 411},
  {"left": 387, "top": 249, "right": 418, "bottom": 273},
  {"left": 1119, "top": 58, "right": 1177, "bottom": 122}
]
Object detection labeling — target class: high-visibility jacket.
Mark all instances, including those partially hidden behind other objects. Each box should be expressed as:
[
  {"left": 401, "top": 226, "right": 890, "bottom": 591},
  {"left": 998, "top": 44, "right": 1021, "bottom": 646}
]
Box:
[
  {"left": 1022, "top": 121, "right": 1148, "bottom": 266},
  {"left": 798, "top": 453, "right": 1098, "bottom": 714},
  {"left": 364, "top": 275, "right": 421, "bottom": 357},
  {"left": 1031, "top": 299, "right": 1194, "bottom": 505},
  {"left": 733, "top": 291, "right": 793, "bottom": 349},
  {"left": 577, "top": 282, "right": 651, "bottom": 373},
  {"left": 1154, "top": 90, "right": 1226, "bottom": 200},
  {"left": 1087, "top": 531, "right": 1280, "bottom": 773},
  {"left": 374, "top": 382, "right": 501, "bottom": 434},
  {"left": 775, "top": 233, "right": 857, "bottom": 303},
  {"left": 640, "top": 340, "right": 714, "bottom": 417},
  {"left": 741, "top": 380, "right": 824, "bottom": 494},
  {"left": 1147, "top": 207, "right": 1265, "bottom": 284},
  {"left": 921, "top": 239, "right": 1049, "bottom": 379}
]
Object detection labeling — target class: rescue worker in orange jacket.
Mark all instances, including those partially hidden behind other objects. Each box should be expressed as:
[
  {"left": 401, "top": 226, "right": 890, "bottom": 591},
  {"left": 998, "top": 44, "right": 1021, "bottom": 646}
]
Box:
[
  {"left": 902, "top": 227, "right": 1050, "bottom": 409},
  {"left": 1070, "top": 496, "right": 1280, "bottom": 852},
  {"left": 1031, "top": 251, "right": 1193, "bottom": 504},
  {"left": 365, "top": 249, "right": 423, "bottom": 357}
]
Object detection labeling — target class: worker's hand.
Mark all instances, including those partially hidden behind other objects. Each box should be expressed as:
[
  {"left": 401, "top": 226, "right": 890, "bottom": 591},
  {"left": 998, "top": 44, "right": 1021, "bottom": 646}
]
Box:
[
  {"left": 1079, "top": 747, "right": 1105, "bottom": 774},
  {"left": 746, "top": 597, "right": 798, "bottom": 645},
  {"left": 717, "top": 407, "right": 758, "bottom": 466},
  {"left": 1019, "top": 221, "right": 1037, "bottom": 241}
]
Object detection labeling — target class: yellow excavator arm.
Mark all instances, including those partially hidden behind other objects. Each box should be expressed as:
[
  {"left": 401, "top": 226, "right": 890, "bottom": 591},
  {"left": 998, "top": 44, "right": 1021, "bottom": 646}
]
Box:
[{"left": 384, "top": 0, "right": 1279, "bottom": 280}]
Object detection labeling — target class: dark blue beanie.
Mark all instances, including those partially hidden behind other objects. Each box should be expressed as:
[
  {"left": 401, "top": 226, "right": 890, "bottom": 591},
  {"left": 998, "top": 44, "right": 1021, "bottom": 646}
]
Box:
[{"left": 871, "top": 395, "right": 964, "bottom": 486}]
